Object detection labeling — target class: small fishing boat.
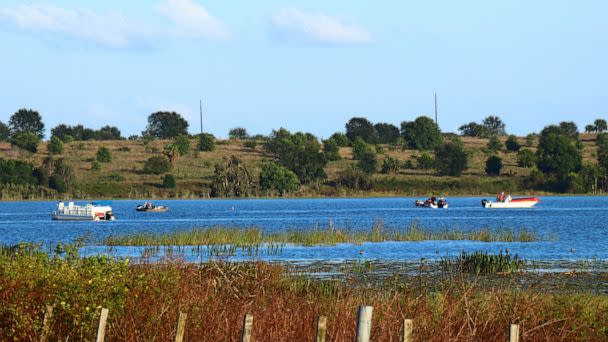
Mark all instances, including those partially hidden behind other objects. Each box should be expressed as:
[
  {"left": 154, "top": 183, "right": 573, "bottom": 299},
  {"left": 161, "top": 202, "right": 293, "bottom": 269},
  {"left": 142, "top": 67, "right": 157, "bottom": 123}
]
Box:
[
  {"left": 136, "top": 202, "right": 168, "bottom": 212},
  {"left": 415, "top": 197, "right": 448, "bottom": 209},
  {"left": 51, "top": 201, "right": 115, "bottom": 221},
  {"left": 481, "top": 196, "right": 540, "bottom": 208}
]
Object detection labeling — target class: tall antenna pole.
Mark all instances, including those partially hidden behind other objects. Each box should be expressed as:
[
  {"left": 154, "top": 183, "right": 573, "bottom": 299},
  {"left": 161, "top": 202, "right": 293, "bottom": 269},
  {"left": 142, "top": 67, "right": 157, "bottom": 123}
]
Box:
[
  {"left": 199, "top": 99, "right": 203, "bottom": 134},
  {"left": 434, "top": 93, "right": 438, "bottom": 126}
]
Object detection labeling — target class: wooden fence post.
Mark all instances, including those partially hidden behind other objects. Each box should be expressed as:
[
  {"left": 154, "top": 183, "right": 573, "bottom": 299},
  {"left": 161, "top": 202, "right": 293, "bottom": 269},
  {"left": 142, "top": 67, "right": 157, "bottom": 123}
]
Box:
[
  {"left": 315, "top": 315, "right": 327, "bottom": 342},
  {"left": 175, "top": 311, "right": 187, "bottom": 342},
  {"left": 355, "top": 305, "right": 373, "bottom": 342},
  {"left": 509, "top": 324, "right": 520, "bottom": 342},
  {"left": 241, "top": 314, "right": 253, "bottom": 342},
  {"left": 96, "top": 308, "right": 109, "bottom": 342},
  {"left": 402, "top": 319, "right": 413, "bottom": 342},
  {"left": 39, "top": 305, "right": 53, "bottom": 342}
]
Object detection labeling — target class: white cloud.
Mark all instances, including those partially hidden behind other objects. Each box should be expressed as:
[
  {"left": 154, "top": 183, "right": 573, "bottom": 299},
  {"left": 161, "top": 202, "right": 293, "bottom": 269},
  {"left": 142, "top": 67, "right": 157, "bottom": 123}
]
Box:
[
  {"left": 0, "top": 4, "right": 149, "bottom": 48},
  {"left": 271, "top": 8, "right": 371, "bottom": 44},
  {"left": 156, "top": 0, "right": 230, "bottom": 41}
]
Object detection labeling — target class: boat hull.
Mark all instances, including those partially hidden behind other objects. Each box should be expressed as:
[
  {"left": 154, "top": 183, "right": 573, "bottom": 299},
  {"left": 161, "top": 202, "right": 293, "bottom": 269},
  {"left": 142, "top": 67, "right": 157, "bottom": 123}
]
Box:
[
  {"left": 51, "top": 214, "right": 112, "bottom": 221},
  {"left": 482, "top": 197, "right": 539, "bottom": 208},
  {"left": 136, "top": 206, "right": 168, "bottom": 212}
]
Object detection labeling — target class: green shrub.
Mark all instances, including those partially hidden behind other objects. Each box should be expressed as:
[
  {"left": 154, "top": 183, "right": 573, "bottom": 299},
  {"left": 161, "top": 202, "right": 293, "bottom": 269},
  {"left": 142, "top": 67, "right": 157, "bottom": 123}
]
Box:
[
  {"left": 244, "top": 140, "right": 257, "bottom": 150},
  {"left": 96, "top": 147, "right": 112, "bottom": 163},
  {"left": 143, "top": 156, "right": 171, "bottom": 174},
  {"left": 323, "top": 139, "right": 341, "bottom": 161},
  {"left": 47, "top": 136, "right": 64, "bottom": 155},
  {"left": 487, "top": 136, "right": 502, "bottom": 153},
  {"left": 49, "top": 175, "right": 67, "bottom": 193},
  {"left": 163, "top": 174, "right": 176, "bottom": 189},
  {"left": 91, "top": 160, "right": 101, "bottom": 172},
  {"left": 198, "top": 133, "right": 216, "bottom": 151},
  {"left": 352, "top": 137, "right": 372, "bottom": 160},
  {"left": 259, "top": 162, "right": 300, "bottom": 196},
  {"left": 381, "top": 156, "right": 400, "bottom": 174},
  {"left": 505, "top": 135, "right": 521, "bottom": 152},
  {"left": 116, "top": 146, "right": 131, "bottom": 152},
  {"left": 517, "top": 149, "right": 536, "bottom": 168},
  {"left": 434, "top": 142, "right": 468, "bottom": 176},
  {"left": 10, "top": 132, "right": 40, "bottom": 153},
  {"left": 416, "top": 153, "right": 434, "bottom": 170},
  {"left": 485, "top": 155, "right": 503, "bottom": 176},
  {"left": 357, "top": 150, "right": 377, "bottom": 175},
  {"left": 174, "top": 134, "right": 191, "bottom": 155}
]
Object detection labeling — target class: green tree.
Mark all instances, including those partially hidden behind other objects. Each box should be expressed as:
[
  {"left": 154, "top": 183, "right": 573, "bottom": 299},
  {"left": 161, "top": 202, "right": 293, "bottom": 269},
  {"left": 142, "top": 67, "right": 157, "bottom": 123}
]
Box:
[
  {"left": 505, "top": 135, "right": 521, "bottom": 152},
  {"left": 481, "top": 115, "right": 506, "bottom": 136},
  {"left": 47, "top": 136, "right": 64, "bottom": 155},
  {"left": 329, "top": 132, "right": 350, "bottom": 147},
  {"left": 323, "top": 138, "right": 341, "bottom": 161},
  {"left": 487, "top": 136, "right": 502, "bottom": 152},
  {"left": 163, "top": 174, "right": 176, "bottom": 189},
  {"left": 357, "top": 150, "right": 378, "bottom": 175},
  {"left": 173, "top": 134, "right": 191, "bottom": 155},
  {"left": 352, "top": 137, "right": 373, "bottom": 160},
  {"left": 434, "top": 142, "right": 468, "bottom": 176},
  {"left": 485, "top": 155, "right": 503, "bottom": 176},
  {"left": 458, "top": 122, "right": 485, "bottom": 137},
  {"left": 228, "top": 127, "right": 248, "bottom": 139},
  {"left": 198, "top": 133, "right": 216, "bottom": 152},
  {"left": 516, "top": 149, "right": 536, "bottom": 168},
  {"left": 259, "top": 162, "right": 300, "bottom": 196},
  {"left": 49, "top": 175, "right": 67, "bottom": 193},
  {"left": 96, "top": 147, "right": 112, "bottom": 163},
  {"left": 10, "top": 132, "right": 40, "bottom": 153},
  {"left": 0, "top": 121, "right": 9, "bottom": 141},
  {"left": 585, "top": 124, "right": 596, "bottom": 133},
  {"left": 143, "top": 156, "right": 172, "bottom": 174},
  {"left": 400, "top": 116, "right": 442, "bottom": 150},
  {"left": 536, "top": 124, "right": 582, "bottom": 177},
  {"left": 558, "top": 121, "right": 579, "bottom": 138},
  {"left": 143, "top": 111, "right": 189, "bottom": 138},
  {"left": 9, "top": 108, "right": 45, "bottom": 139},
  {"left": 211, "top": 156, "right": 255, "bottom": 197},
  {"left": 374, "top": 122, "right": 400, "bottom": 144},
  {"left": 345, "top": 117, "right": 377, "bottom": 143},
  {"left": 594, "top": 119, "right": 607, "bottom": 133},
  {"left": 0, "top": 158, "right": 38, "bottom": 185},
  {"left": 381, "top": 156, "right": 400, "bottom": 174},
  {"left": 265, "top": 129, "right": 327, "bottom": 184}
]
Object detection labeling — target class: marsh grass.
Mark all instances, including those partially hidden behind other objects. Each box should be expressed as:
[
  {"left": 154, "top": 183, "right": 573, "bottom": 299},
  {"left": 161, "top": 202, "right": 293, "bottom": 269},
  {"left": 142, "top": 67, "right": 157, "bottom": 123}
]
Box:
[
  {"left": 1, "top": 244, "right": 607, "bottom": 341},
  {"left": 441, "top": 250, "right": 526, "bottom": 275},
  {"left": 103, "top": 222, "right": 538, "bottom": 247}
]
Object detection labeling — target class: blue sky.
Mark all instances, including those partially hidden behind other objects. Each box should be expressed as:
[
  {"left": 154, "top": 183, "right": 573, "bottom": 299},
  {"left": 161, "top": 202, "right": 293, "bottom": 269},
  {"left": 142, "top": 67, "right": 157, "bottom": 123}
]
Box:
[{"left": 0, "top": 0, "right": 606, "bottom": 139}]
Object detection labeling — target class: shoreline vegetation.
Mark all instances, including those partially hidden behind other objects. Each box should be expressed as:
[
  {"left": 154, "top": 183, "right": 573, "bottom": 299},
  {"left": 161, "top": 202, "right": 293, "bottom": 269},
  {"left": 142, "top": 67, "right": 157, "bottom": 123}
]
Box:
[
  {"left": 102, "top": 224, "right": 539, "bottom": 247},
  {"left": 2, "top": 111, "right": 608, "bottom": 201},
  {"left": 1, "top": 244, "right": 607, "bottom": 341}
]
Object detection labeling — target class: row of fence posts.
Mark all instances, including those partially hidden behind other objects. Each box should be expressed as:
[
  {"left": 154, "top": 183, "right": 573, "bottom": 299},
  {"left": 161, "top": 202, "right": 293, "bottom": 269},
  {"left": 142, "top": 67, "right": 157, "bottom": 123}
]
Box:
[{"left": 39, "top": 304, "right": 521, "bottom": 342}]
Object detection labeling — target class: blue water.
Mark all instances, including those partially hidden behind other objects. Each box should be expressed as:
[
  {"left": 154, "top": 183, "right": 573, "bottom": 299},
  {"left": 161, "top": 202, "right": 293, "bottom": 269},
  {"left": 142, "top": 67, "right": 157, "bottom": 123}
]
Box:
[{"left": 1, "top": 196, "right": 607, "bottom": 261}]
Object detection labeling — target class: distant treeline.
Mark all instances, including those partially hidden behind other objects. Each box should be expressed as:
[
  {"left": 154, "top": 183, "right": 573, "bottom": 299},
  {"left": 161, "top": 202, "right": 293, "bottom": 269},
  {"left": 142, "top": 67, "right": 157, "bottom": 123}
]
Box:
[{"left": 2, "top": 107, "right": 608, "bottom": 197}]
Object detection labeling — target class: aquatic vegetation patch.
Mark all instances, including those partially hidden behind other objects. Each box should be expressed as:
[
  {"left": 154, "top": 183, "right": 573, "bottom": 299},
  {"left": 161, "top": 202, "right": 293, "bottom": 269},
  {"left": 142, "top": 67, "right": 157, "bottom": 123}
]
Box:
[
  {"left": 103, "top": 223, "right": 539, "bottom": 247},
  {"left": 440, "top": 250, "right": 526, "bottom": 275}
]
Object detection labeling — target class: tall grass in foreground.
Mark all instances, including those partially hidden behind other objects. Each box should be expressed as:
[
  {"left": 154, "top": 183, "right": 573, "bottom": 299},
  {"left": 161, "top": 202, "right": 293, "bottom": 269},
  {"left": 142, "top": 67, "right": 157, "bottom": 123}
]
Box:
[
  {"left": 0, "top": 245, "right": 606, "bottom": 341},
  {"left": 103, "top": 222, "right": 537, "bottom": 246}
]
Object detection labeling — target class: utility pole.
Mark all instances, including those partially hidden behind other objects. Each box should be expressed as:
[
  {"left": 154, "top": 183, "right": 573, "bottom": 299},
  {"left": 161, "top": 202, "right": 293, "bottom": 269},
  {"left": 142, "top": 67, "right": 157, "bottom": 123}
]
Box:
[
  {"left": 199, "top": 99, "right": 203, "bottom": 134},
  {"left": 434, "top": 93, "right": 438, "bottom": 126}
]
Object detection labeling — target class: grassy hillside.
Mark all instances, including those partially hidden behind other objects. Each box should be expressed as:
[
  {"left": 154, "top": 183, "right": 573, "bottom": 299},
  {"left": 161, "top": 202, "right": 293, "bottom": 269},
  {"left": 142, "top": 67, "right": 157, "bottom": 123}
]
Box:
[{"left": 0, "top": 133, "right": 601, "bottom": 199}]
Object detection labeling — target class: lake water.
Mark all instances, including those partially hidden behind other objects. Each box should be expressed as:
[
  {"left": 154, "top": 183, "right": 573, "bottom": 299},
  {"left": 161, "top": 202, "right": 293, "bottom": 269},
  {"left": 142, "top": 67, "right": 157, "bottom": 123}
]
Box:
[{"left": 1, "top": 196, "right": 607, "bottom": 262}]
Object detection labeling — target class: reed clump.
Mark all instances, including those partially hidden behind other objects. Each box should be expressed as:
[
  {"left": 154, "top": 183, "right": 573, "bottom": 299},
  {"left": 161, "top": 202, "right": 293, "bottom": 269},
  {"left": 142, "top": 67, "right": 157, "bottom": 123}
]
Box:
[
  {"left": 103, "top": 223, "right": 538, "bottom": 247},
  {"left": 441, "top": 250, "right": 526, "bottom": 275},
  {"left": 0, "top": 245, "right": 606, "bottom": 341}
]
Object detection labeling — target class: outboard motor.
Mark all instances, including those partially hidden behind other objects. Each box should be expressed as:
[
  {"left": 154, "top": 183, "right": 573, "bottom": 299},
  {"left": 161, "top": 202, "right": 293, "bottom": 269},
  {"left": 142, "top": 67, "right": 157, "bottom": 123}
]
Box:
[{"left": 481, "top": 199, "right": 488, "bottom": 207}]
